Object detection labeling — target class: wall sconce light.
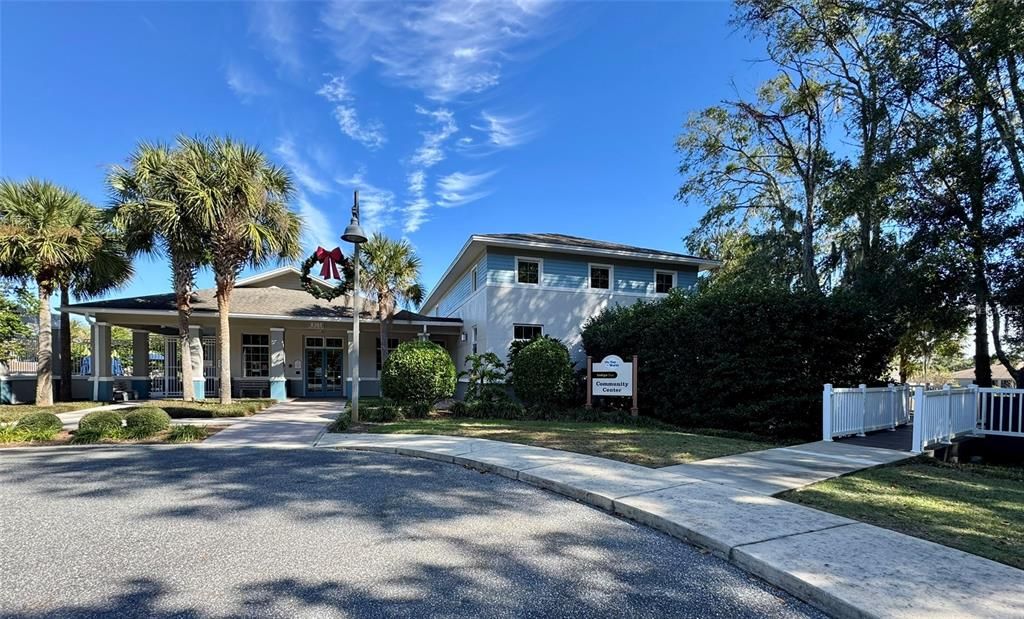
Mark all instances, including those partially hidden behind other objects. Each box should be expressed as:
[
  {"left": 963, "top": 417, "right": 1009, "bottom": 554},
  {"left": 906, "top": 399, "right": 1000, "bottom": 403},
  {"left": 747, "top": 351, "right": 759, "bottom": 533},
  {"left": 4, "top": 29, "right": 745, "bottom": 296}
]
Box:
[{"left": 460, "top": 332, "right": 468, "bottom": 342}]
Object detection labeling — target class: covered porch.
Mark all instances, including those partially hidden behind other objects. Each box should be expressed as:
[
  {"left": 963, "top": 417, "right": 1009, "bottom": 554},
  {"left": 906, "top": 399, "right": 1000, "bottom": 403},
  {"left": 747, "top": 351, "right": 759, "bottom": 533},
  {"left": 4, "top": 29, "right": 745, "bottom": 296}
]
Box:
[{"left": 61, "top": 269, "right": 463, "bottom": 402}]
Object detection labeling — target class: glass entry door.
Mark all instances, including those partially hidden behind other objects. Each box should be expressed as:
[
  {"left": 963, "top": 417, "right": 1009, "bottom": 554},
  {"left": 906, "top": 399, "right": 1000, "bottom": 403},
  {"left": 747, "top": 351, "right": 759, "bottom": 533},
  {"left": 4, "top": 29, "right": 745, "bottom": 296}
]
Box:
[{"left": 304, "top": 336, "right": 345, "bottom": 397}]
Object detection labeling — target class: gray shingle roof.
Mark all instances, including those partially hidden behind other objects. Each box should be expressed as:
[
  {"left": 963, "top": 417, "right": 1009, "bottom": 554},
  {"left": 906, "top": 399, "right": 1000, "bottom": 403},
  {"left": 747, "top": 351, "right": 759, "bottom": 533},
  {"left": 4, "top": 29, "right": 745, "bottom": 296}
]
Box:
[
  {"left": 477, "top": 233, "right": 706, "bottom": 261},
  {"left": 65, "top": 286, "right": 461, "bottom": 323}
]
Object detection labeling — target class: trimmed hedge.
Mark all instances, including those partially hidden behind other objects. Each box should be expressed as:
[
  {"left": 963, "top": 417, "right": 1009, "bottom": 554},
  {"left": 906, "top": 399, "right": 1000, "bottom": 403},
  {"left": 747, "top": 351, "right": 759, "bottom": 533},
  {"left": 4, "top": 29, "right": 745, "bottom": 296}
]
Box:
[
  {"left": 509, "top": 337, "right": 573, "bottom": 409},
  {"left": 15, "top": 412, "right": 63, "bottom": 437},
  {"left": 78, "top": 410, "right": 124, "bottom": 436},
  {"left": 581, "top": 282, "right": 898, "bottom": 440},
  {"left": 380, "top": 340, "right": 456, "bottom": 404},
  {"left": 125, "top": 407, "right": 172, "bottom": 438}
]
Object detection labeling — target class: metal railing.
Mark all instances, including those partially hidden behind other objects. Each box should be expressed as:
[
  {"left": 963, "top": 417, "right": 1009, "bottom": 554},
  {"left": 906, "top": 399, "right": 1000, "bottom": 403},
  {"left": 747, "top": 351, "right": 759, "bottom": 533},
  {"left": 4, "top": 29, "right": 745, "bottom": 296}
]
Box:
[{"left": 822, "top": 384, "right": 911, "bottom": 441}]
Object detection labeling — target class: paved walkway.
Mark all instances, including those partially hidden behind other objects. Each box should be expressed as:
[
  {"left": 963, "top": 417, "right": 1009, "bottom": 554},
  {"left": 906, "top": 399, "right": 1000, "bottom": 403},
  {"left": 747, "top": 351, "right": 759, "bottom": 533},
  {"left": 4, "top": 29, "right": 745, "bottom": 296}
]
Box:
[
  {"left": 200, "top": 399, "right": 342, "bottom": 448},
  {"left": 315, "top": 432, "right": 1023, "bottom": 619},
  {"left": 660, "top": 440, "right": 912, "bottom": 496}
]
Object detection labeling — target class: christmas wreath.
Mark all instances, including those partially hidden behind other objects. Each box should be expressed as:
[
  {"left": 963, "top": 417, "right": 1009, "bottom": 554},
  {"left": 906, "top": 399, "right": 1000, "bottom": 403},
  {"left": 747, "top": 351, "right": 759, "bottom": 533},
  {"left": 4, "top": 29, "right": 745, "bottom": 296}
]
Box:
[{"left": 300, "top": 246, "right": 354, "bottom": 301}]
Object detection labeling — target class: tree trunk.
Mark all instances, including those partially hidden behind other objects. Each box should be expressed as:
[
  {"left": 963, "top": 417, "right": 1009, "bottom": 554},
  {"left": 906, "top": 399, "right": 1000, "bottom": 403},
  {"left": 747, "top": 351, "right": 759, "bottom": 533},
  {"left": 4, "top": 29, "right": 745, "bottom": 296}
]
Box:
[
  {"left": 801, "top": 196, "right": 819, "bottom": 293},
  {"left": 216, "top": 284, "right": 233, "bottom": 404},
  {"left": 898, "top": 350, "right": 909, "bottom": 384},
  {"left": 379, "top": 315, "right": 390, "bottom": 367},
  {"left": 178, "top": 309, "right": 195, "bottom": 401},
  {"left": 59, "top": 286, "right": 72, "bottom": 402},
  {"left": 990, "top": 301, "right": 1024, "bottom": 387},
  {"left": 969, "top": 109, "right": 992, "bottom": 388},
  {"left": 35, "top": 282, "right": 53, "bottom": 406}
]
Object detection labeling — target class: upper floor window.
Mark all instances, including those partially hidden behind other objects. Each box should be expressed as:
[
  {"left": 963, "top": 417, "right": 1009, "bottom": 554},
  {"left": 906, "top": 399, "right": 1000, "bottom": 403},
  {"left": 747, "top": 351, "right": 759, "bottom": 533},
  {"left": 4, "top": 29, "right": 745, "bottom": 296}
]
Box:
[
  {"left": 516, "top": 258, "right": 540, "bottom": 284},
  {"left": 590, "top": 265, "right": 610, "bottom": 290},
  {"left": 513, "top": 324, "right": 543, "bottom": 341},
  {"left": 655, "top": 271, "right": 675, "bottom": 294},
  {"left": 242, "top": 334, "right": 269, "bottom": 377},
  {"left": 471, "top": 266, "right": 478, "bottom": 291}
]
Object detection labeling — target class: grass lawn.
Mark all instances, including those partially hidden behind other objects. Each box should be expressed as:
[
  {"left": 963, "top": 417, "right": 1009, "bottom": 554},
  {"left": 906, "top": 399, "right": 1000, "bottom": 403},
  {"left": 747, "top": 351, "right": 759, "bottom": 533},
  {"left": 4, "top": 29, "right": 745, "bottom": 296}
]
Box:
[
  {"left": 358, "top": 417, "right": 778, "bottom": 467},
  {"left": 0, "top": 424, "right": 225, "bottom": 447},
  {"left": 782, "top": 459, "right": 1024, "bottom": 569},
  {"left": 138, "top": 398, "right": 276, "bottom": 418},
  {"left": 0, "top": 402, "right": 104, "bottom": 423}
]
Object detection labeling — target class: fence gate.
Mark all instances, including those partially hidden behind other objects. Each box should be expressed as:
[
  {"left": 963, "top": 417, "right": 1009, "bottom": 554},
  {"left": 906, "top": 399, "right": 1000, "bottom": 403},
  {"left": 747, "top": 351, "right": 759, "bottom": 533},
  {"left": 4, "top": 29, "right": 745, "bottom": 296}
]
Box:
[{"left": 150, "top": 336, "right": 218, "bottom": 398}]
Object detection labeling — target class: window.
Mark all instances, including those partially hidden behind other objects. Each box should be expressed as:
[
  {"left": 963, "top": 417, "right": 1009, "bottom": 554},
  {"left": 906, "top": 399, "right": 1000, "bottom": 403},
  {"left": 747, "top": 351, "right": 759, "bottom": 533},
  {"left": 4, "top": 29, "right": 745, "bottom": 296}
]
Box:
[
  {"left": 472, "top": 326, "right": 478, "bottom": 354},
  {"left": 655, "top": 271, "right": 675, "bottom": 294},
  {"left": 242, "top": 334, "right": 269, "bottom": 377},
  {"left": 471, "top": 267, "right": 478, "bottom": 292},
  {"left": 516, "top": 258, "right": 540, "bottom": 284},
  {"left": 376, "top": 337, "right": 400, "bottom": 371},
  {"left": 513, "top": 324, "right": 543, "bottom": 341},
  {"left": 590, "top": 265, "right": 610, "bottom": 289}
]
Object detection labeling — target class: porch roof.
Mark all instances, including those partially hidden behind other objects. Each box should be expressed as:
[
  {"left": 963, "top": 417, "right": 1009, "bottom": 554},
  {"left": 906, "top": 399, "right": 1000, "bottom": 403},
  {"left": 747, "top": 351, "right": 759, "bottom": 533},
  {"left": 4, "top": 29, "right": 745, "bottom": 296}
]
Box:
[{"left": 62, "top": 286, "right": 462, "bottom": 326}]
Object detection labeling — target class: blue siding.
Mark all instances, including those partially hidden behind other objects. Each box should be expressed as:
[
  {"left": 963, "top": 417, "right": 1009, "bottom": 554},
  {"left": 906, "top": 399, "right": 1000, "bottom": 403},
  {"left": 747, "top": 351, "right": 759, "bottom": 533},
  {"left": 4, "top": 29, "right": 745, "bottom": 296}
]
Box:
[
  {"left": 486, "top": 249, "right": 700, "bottom": 294},
  {"left": 543, "top": 256, "right": 587, "bottom": 288},
  {"left": 438, "top": 269, "right": 473, "bottom": 315}
]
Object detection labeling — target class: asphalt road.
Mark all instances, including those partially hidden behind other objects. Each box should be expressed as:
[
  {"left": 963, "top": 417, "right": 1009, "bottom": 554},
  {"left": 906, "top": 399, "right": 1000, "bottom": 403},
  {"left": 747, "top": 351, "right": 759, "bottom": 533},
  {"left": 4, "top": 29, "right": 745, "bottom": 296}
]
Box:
[{"left": 0, "top": 446, "right": 826, "bottom": 618}]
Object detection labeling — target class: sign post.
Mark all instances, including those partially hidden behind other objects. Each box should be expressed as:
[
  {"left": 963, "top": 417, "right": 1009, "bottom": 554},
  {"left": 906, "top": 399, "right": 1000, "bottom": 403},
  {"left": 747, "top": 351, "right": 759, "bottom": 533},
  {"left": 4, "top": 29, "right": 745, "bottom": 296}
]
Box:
[{"left": 587, "top": 354, "right": 638, "bottom": 417}]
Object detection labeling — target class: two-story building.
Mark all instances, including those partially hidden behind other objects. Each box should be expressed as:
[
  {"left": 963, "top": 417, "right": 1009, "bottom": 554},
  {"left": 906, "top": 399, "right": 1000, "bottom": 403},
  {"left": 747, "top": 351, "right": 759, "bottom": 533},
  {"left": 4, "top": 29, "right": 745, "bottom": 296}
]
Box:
[
  {"left": 2, "top": 233, "right": 718, "bottom": 404},
  {"left": 420, "top": 233, "right": 720, "bottom": 368}
]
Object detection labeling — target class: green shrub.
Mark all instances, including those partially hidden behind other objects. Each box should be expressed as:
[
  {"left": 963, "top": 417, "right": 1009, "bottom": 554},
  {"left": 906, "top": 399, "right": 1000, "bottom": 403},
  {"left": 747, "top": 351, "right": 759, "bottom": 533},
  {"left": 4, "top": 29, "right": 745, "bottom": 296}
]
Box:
[
  {"left": 448, "top": 401, "right": 468, "bottom": 417},
  {"left": 167, "top": 425, "right": 208, "bottom": 442},
  {"left": 509, "top": 337, "right": 573, "bottom": 409},
  {"left": 581, "top": 282, "right": 899, "bottom": 440},
  {"left": 124, "top": 407, "right": 171, "bottom": 438},
  {"left": 362, "top": 399, "right": 403, "bottom": 422},
  {"left": 380, "top": 340, "right": 456, "bottom": 404},
  {"left": 329, "top": 410, "right": 352, "bottom": 432},
  {"left": 78, "top": 410, "right": 124, "bottom": 436},
  {"left": 15, "top": 412, "right": 63, "bottom": 440},
  {"left": 0, "top": 425, "right": 26, "bottom": 443},
  {"left": 405, "top": 401, "right": 432, "bottom": 419},
  {"left": 70, "top": 428, "right": 105, "bottom": 444}
]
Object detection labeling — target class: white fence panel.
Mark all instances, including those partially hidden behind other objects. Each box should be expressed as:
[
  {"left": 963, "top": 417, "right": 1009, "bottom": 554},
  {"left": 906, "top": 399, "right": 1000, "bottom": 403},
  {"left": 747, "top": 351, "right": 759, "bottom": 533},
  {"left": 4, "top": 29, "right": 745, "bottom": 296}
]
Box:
[
  {"left": 823, "top": 384, "right": 910, "bottom": 440},
  {"left": 911, "top": 386, "right": 979, "bottom": 453},
  {"left": 978, "top": 388, "right": 1024, "bottom": 436}
]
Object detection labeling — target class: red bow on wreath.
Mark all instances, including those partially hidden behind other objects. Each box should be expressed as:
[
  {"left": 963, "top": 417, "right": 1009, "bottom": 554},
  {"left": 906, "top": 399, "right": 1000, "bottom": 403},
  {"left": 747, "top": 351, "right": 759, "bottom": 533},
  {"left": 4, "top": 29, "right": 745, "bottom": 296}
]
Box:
[{"left": 315, "top": 246, "right": 343, "bottom": 280}]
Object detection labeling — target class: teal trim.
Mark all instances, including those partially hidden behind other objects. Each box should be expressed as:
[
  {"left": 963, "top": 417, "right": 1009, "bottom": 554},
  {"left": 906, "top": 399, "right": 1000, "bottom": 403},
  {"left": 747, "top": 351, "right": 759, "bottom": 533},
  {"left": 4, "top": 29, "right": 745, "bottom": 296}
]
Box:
[
  {"left": 96, "top": 380, "right": 114, "bottom": 402},
  {"left": 192, "top": 379, "right": 205, "bottom": 401},
  {"left": 130, "top": 378, "right": 150, "bottom": 399},
  {"left": 270, "top": 379, "right": 287, "bottom": 401},
  {"left": 0, "top": 377, "right": 11, "bottom": 404}
]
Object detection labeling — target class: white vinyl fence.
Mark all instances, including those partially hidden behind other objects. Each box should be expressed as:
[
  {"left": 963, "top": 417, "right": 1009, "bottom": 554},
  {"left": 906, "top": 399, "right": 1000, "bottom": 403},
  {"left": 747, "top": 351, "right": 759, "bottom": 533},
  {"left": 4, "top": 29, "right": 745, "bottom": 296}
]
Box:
[
  {"left": 822, "top": 384, "right": 911, "bottom": 441},
  {"left": 911, "top": 386, "right": 979, "bottom": 453}
]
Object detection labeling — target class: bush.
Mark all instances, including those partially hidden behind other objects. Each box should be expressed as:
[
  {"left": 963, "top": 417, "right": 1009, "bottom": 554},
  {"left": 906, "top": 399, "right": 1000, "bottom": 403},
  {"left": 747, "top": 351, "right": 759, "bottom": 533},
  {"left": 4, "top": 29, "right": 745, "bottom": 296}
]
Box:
[
  {"left": 167, "top": 425, "right": 208, "bottom": 443},
  {"left": 405, "top": 401, "right": 432, "bottom": 419},
  {"left": 380, "top": 340, "right": 456, "bottom": 404},
  {"left": 78, "top": 410, "right": 124, "bottom": 436},
  {"left": 124, "top": 407, "right": 171, "bottom": 438},
  {"left": 361, "top": 399, "right": 403, "bottom": 422},
  {"left": 15, "top": 412, "right": 63, "bottom": 440},
  {"left": 509, "top": 337, "right": 573, "bottom": 409},
  {"left": 329, "top": 410, "right": 352, "bottom": 432},
  {"left": 581, "top": 281, "right": 899, "bottom": 440},
  {"left": 70, "top": 428, "right": 104, "bottom": 444}
]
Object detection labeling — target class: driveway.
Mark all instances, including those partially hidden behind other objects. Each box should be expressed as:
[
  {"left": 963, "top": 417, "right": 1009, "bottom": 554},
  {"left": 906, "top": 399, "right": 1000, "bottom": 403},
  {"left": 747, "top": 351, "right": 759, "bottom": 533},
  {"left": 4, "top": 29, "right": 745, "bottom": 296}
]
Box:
[{"left": 0, "top": 446, "right": 823, "bottom": 618}]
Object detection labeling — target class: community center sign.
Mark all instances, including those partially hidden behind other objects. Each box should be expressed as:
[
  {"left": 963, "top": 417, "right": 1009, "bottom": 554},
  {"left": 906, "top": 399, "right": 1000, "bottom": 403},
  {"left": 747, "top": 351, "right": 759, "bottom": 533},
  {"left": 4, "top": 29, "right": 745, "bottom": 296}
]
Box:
[{"left": 586, "top": 354, "right": 639, "bottom": 416}]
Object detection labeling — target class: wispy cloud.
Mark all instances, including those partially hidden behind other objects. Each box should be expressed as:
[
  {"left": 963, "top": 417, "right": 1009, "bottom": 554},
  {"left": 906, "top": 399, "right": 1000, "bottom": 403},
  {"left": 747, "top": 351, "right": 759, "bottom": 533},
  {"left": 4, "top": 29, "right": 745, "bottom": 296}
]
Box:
[
  {"left": 336, "top": 169, "right": 396, "bottom": 233},
  {"left": 274, "top": 137, "right": 331, "bottom": 196},
  {"left": 225, "top": 63, "right": 270, "bottom": 101},
  {"left": 410, "top": 106, "right": 458, "bottom": 168},
  {"left": 317, "top": 75, "right": 386, "bottom": 150},
  {"left": 295, "top": 192, "right": 336, "bottom": 250},
  {"left": 472, "top": 111, "right": 535, "bottom": 148},
  {"left": 437, "top": 170, "right": 497, "bottom": 207},
  {"left": 320, "top": 0, "right": 556, "bottom": 101},
  {"left": 250, "top": 2, "right": 302, "bottom": 73}
]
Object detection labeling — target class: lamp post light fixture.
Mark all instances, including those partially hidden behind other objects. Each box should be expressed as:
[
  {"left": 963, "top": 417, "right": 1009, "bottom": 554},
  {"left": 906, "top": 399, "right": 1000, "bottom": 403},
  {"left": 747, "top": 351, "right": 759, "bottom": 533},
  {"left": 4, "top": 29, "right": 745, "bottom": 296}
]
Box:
[{"left": 341, "top": 190, "right": 368, "bottom": 422}]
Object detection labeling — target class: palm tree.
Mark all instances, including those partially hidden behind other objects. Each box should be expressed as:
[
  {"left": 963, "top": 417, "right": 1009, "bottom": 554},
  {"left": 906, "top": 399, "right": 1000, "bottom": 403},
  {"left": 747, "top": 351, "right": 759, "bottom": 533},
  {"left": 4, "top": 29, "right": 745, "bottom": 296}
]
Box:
[
  {"left": 359, "top": 232, "right": 425, "bottom": 364},
  {"left": 0, "top": 180, "right": 131, "bottom": 406},
  {"left": 57, "top": 227, "right": 133, "bottom": 401},
  {"left": 108, "top": 142, "right": 207, "bottom": 401},
  {"left": 173, "top": 135, "right": 302, "bottom": 404}
]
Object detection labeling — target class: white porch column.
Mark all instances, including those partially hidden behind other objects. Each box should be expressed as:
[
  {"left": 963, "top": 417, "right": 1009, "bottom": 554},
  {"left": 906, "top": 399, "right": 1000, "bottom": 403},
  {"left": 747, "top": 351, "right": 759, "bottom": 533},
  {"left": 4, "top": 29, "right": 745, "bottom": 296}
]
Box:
[
  {"left": 189, "top": 325, "right": 205, "bottom": 400},
  {"left": 131, "top": 329, "right": 151, "bottom": 399},
  {"left": 269, "top": 328, "right": 286, "bottom": 401},
  {"left": 91, "top": 322, "right": 113, "bottom": 401}
]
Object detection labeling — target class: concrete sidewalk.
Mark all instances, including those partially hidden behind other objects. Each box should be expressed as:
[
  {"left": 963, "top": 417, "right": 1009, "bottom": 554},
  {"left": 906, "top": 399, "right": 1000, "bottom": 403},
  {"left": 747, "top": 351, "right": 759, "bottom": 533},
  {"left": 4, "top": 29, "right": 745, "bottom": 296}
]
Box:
[
  {"left": 660, "top": 440, "right": 912, "bottom": 496},
  {"left": 200, "top": 399, "right": 342, "bottom": 448},
  {"left": 316, "top": 432, "right": 1023, "bottom": 619}
]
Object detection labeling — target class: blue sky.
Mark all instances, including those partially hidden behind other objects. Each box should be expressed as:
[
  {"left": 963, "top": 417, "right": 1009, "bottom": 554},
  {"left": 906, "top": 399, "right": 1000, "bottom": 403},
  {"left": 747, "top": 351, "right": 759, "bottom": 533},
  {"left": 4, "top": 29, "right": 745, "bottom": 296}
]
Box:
[{"left": 1, "top": 1, "right": 771, "bottom": 305}]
